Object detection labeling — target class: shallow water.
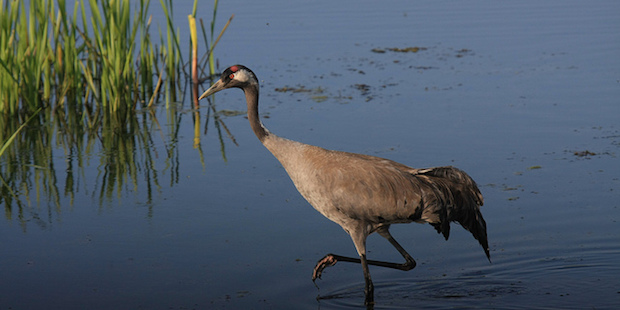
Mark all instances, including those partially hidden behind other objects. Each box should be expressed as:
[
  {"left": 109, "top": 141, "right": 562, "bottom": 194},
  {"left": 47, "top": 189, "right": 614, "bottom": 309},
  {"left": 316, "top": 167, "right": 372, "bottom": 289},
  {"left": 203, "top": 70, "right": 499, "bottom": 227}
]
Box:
[{"left": 1, "top": 0, "right": 619, "bottom": 309}]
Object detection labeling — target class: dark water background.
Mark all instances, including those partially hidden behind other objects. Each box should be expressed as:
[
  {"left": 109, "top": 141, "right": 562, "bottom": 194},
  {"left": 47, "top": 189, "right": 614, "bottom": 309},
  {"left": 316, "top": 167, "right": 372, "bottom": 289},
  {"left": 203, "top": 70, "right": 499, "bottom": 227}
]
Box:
[{"left": 1, "top": 1, "right": 619, "bottom": 309}]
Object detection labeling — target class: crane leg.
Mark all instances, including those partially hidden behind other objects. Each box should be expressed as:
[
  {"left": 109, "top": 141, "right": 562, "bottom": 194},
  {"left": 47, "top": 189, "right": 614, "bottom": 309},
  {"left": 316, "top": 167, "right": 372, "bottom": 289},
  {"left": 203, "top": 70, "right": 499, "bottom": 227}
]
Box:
[
  {"left": 312, "top": 226, "right": 416, "bottom": 281},
  {"left": 361, "top": 253, "right": 374, "bottom": 305}
]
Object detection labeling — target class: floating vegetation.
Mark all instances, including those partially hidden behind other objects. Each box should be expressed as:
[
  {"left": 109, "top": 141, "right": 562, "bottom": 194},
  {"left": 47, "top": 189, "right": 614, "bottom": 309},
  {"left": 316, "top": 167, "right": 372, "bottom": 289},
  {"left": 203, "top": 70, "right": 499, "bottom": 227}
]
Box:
[
  {"left": 274, "top": 84, "right": 370, "bottom": 104},
  {"left": 413, "top": 66, "right": 438, "bottom": 70},
  {"left": 527, "top": 165, "right": 542, "bottom": 170},
  {"left": 218, "top": 109, "right": 246, "bottom": 117},
  {"left": 454, "top": 48, "right": 473, "bottom": 58},
  {"left": 353, "top": 83, "right": 371, "bottom": 95},
  {"left": 371, "top": 46, "right": 428, "bottom": 53},
  {"left": 275, "top": 86, "right": 323, "bottom": 93},
  {"left": 274, "top": 82, "right": 384, "bottom": 104},
  {"left": 574, "top": 150, "right": 597, "bottom": 157},
  {"left": 311, "top": 95, "right": 328, "bottom": 103},
  {"left": 371, "top": 46, "right": 473, "bottom": 60},
  {"left": 389, "top": 46, "right": 427, "bottom": 53},
  {"left": 275, "top": 85, "right": 332, "bottom": 102}
]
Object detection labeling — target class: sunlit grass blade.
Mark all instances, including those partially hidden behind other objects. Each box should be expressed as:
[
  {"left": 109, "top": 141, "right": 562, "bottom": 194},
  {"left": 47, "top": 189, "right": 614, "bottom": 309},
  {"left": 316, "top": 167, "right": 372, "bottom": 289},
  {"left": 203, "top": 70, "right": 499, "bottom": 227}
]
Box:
[
  {"left": 188, "top": 14, "right": 198, "bottom": 108},
  {"left": 0, "top": 108, "right": 42, "bottom": 158}
]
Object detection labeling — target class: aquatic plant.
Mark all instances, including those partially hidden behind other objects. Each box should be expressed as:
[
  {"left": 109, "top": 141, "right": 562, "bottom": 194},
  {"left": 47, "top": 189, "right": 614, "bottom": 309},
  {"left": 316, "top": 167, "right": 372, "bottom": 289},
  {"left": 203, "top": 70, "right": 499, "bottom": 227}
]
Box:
[
  {"left": 0, "top": 0, "right": 237, "bottom": 228},
  {"left": 0, "top": 0, "right": 228, "bottom": 117}
]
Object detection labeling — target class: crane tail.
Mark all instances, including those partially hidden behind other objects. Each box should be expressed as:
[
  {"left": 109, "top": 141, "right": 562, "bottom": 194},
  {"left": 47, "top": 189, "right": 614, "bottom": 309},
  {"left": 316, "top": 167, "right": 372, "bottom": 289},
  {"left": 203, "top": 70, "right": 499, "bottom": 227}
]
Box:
[
  {"left": 450, "top": 181, "right": 490, "bottom": 262},
  {"left": 458, "top": 208, "right": 491, "bottom": 262},
  {"left": 419, "top": 167, "right": 490, "bottom": 261},
  {"left": 431, "top": 203, "right": 490, "bottom": 261}
]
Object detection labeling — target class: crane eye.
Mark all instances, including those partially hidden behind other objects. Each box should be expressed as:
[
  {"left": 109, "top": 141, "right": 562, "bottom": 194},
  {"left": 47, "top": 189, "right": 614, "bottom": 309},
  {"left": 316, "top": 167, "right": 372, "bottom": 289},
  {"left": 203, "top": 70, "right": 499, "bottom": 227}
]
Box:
[{"left": 229, "top": 73, "right": 235, "bottom": 79}]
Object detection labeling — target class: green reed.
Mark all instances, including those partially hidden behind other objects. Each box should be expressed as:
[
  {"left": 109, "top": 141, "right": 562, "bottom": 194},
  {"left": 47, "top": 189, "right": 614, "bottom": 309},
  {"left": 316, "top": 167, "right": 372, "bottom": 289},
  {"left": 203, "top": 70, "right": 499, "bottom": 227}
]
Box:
[
  {"left": 0, "top": 0, "right": 50, "bottom": 114},
  {"left": 0, "top": 0, "right": 225, "bottom": 118},
  {"left": 1, "top": 0, "right": 237, "bottom": 228}
]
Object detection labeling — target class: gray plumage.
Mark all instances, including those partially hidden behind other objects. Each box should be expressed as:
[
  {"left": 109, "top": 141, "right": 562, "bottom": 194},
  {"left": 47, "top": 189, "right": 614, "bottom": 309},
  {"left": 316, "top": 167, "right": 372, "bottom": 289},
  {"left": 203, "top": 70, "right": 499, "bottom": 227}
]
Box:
[{"left": 200, "top": 65, "right": 490, "bottom": 306}]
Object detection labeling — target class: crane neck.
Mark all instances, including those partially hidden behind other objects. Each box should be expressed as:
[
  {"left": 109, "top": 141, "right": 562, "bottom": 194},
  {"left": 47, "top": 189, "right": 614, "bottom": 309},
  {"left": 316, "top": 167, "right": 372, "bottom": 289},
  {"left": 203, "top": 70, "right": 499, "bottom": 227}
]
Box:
[{"left": 243, "top": 83, "right": 269, "bottom": 142}]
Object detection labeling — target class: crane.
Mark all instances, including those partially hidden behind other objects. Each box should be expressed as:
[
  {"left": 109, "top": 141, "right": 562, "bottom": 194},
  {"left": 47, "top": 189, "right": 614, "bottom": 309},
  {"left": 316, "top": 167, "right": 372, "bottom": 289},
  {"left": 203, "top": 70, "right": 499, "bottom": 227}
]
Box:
[{"left": 199, "top": 65, "right": 490, "bottom": 306}]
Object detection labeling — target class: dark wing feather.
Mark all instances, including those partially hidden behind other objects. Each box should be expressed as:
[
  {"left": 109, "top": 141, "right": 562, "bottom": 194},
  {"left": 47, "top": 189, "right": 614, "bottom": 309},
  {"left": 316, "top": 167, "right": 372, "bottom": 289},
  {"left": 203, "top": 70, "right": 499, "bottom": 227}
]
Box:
[{"left": 414, "top": 166, "right": 490, "bottom": 261}]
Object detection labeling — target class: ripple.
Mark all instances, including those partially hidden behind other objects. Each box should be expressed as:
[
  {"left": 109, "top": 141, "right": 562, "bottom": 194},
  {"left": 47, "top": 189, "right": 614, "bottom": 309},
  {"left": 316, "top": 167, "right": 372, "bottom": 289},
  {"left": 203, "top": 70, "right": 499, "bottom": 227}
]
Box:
[{"left": 317, "top": 275, "right": 525, "bottom": 309}]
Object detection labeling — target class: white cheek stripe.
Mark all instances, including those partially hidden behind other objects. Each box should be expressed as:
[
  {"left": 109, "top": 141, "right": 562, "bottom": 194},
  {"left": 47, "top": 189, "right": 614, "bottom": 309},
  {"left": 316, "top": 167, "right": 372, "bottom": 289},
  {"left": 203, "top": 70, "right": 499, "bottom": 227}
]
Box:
[{"left": 234, "top": 70, "right": 251, "bottom": 83}]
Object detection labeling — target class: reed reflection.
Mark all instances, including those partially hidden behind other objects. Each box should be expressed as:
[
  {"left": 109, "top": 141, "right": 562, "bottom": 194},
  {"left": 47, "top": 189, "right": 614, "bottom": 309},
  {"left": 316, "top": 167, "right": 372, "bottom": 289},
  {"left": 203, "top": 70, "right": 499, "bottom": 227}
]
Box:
[{"left": 0, "top": 97, "right": 238, "bottom": 230}]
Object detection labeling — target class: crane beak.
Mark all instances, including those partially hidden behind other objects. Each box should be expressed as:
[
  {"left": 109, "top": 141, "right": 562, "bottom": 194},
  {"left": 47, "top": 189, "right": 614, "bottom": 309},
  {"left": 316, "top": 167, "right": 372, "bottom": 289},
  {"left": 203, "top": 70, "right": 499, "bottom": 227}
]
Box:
[{"left": 198, "top": 79, "right": 226, "bottom": 100}]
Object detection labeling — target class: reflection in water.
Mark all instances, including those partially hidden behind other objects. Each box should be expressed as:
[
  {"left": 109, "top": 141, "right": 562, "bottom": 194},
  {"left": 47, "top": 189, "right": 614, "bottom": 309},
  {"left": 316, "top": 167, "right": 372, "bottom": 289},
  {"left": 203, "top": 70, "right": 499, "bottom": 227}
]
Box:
[
  {"left": 317, "top": 277, "right": 524, "bottom": 309},
  {"left": 0, "top": 97, "right": 235, "bottom": 230}
]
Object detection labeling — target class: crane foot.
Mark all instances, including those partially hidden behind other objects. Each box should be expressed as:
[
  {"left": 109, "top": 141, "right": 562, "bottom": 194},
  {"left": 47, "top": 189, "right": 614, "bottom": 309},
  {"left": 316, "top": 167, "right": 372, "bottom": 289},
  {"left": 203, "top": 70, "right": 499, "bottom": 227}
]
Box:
[{"left": 312, "top": 254, "right": 338, "bottom": 281}]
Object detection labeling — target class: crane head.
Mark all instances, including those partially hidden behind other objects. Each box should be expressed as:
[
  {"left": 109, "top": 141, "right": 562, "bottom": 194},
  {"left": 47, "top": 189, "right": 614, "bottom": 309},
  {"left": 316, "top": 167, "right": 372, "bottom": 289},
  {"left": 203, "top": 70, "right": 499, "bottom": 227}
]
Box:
[{"left": 199, "top": 65, "right": 257, "bottom": 100}]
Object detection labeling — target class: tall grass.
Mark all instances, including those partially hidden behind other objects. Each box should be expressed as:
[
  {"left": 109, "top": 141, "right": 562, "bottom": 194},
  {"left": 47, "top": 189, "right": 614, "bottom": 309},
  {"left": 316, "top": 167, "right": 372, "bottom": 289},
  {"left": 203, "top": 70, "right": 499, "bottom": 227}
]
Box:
[
  {"left": 0, "top": 0, "right": 237, "bottom": 228},
  {"left": 0, "top": 0, "right": 227, "bottom": 119},
  {"left": 0, "top": 0, "right": 52, "bottom": 114}
]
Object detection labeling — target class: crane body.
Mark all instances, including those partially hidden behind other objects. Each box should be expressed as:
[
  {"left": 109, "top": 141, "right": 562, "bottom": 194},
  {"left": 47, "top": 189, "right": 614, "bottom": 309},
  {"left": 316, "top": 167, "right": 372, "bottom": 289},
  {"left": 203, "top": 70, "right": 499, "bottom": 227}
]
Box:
[{"left": 199, "top": 65, "right": 490, "bottom": 306}]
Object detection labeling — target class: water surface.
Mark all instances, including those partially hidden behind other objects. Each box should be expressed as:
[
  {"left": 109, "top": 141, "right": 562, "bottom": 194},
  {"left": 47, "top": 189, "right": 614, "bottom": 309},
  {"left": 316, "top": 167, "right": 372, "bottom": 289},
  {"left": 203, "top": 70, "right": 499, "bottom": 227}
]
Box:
[{"left": 1, "top": 1, "right": 619, "bottom": 309}]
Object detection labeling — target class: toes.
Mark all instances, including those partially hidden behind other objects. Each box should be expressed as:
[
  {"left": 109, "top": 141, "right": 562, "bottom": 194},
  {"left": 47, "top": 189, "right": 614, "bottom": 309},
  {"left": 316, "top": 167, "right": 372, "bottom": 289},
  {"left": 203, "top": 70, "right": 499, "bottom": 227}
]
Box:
[
  {"left": 312, "top": 254, "right": 338, "bottom": 281},
  {"left": 321, "top": 254, "right": 338, "bottom": 266}
]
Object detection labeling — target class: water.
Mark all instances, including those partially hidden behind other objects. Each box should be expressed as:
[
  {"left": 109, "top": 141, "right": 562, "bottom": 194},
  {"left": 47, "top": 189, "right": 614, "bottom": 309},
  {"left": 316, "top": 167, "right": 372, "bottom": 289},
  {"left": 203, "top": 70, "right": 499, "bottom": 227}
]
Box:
[{"left": 1, "top": 1, "right": 619, "bottom": 309}]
